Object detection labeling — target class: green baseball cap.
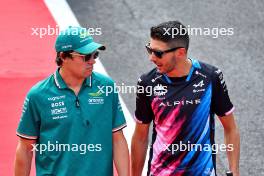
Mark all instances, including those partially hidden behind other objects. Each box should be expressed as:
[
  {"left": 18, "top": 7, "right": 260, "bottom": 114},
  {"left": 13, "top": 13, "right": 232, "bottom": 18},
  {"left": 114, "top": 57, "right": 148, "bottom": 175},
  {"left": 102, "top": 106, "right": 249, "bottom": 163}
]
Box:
[{"left": 55, "top": 26, "right": 105, "bottom": 54}]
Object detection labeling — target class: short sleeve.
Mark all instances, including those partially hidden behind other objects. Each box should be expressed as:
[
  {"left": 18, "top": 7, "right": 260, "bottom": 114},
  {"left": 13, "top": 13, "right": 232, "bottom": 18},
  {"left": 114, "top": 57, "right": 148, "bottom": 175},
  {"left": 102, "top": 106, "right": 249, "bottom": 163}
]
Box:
[
  {"left": 134, "top": 77, "right": 154, "bottom": 124},
  {"left": 211, "top": 69, "right": 234, "bottom": 117},
  {"left": 112, "top": 90, "right": 127, "bottom": 133},
  {"left": 16, "top": 92, "right": 40, "bottom": 139}
]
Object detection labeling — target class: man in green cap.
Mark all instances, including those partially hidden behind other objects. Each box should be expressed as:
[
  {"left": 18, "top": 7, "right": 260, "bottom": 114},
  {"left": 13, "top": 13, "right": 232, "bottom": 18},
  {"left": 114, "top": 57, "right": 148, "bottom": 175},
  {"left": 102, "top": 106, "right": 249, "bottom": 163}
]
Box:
[{"left": 14, "top": 26, "right": 129, "bottom": 176}]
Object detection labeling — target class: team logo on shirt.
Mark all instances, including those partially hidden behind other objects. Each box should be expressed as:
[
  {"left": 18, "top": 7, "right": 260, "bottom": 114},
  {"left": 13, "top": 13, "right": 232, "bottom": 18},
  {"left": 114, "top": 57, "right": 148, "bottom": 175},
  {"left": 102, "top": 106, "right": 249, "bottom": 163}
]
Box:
[
  {"left": 153, "top": 84, "right": 168, "bottom": 96},
  {"left": 47, "top": 96, "right": 68, "bottom": 119},
  {"left": 117, "top": 101, "right": 123, "bottom": 112},
  {"left": 195, "top": 70, "right": 207, "bottom": 78},
  {"left": 88, "top": 90, "right": 105, "bottom": 105},
  {"left": 204, "top": 167, "right": 214, "bottom": 175},
  {"left": 88, "top": 97, "right": 104, "bottom": 105},
  {"left": 151, "top": 75, "right": 162, "bottom": 83},
  {"left": 193, "top": 80, "right": 206, "bottom": 93},
  {"left": 193, "top": 80, "right": 204, "bottom": 88},
  {"left": 51, "top": 107, "right": 67, "bottom": 115},
  {"left": 215, "top": 69, "right": 227, "bottom": 92},
  {"left": 22, "top": 97, "right": 29, "bottom": 114},
  {"left": 159, "top": 99, "right": 201, "bottom": 107},
  {"left": 47, "top": 95, "right": 66, "bottom": 101},
  {"left": 49, "top": 100, "right": 68, "bottom": 119},
  {"left": 88, "top": 90, "right": 103, "bottom": 97}
]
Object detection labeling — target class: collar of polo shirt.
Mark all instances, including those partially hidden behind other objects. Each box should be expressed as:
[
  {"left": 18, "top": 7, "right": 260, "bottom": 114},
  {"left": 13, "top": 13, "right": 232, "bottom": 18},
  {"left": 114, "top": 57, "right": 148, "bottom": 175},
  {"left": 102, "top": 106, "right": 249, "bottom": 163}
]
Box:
[{"left": 53, "top": 68, "right": 92, "bottom": 89}]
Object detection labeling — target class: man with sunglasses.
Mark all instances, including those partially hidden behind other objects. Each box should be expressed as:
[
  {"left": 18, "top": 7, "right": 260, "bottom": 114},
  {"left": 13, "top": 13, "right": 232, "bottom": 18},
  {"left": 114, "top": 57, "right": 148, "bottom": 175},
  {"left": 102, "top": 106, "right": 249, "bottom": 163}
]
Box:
[
  {"left": 131, "top": 21, "right": 240, "bottom": 176},
  {"left": 15, "top": 26, "right": 129, "bottom": 176}
]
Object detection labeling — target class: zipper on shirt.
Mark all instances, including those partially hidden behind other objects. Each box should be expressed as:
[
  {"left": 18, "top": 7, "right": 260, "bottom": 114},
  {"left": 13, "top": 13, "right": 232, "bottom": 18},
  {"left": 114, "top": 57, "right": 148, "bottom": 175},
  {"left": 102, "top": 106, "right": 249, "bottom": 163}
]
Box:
[{"left": 75, "top": 96, "right": 80, "bottom": 108}]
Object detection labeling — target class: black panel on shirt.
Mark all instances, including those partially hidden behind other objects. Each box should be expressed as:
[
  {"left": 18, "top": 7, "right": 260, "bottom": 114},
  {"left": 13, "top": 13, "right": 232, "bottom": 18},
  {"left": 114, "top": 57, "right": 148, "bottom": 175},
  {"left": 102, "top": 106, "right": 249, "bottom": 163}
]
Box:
[
  {"left": 210, "top": 66, "right": 234, "bottom": 117},
  {"left": 135, "top": 69, "right": 156, "bottom": 124}
]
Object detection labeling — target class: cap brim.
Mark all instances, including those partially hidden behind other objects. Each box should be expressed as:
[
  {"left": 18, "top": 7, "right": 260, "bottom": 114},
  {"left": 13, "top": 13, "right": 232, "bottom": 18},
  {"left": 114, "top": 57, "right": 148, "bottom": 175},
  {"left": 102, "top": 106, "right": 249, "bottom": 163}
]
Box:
[{"left": 75, "top": 42, "right": 105, "bottom": 54}]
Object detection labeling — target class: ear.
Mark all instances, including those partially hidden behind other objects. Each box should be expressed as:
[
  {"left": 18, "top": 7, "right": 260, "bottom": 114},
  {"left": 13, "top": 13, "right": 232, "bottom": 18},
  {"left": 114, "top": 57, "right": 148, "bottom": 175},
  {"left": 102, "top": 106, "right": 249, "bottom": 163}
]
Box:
[
  {"left": 176, "top": 48, "right": 187, "bottom": 57},
  {"left": 59, "top": 52, "right": 66, "bottom": 59}
]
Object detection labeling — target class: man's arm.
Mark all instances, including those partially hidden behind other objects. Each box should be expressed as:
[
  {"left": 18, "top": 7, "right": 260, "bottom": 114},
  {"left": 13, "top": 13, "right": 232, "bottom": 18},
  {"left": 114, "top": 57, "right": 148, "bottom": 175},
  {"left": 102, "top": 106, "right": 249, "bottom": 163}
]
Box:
[
  {"left": 14, "top": 137, "right": 36, "bottom": 176},
  {"left": 113, "top": 130, "right": 130, "bottom": 176},
  {"left": 219, "top": 113, "right": 240, "bottom": 176},
  {"left": 131, "top": 123, "right": 150, "bottom": 176}
]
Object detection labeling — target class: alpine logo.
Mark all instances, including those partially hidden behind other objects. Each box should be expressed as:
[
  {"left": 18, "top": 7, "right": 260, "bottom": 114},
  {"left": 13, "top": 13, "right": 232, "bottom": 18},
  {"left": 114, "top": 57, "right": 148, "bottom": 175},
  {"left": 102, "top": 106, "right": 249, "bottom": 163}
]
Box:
[
  {"left": 193, "top": 80, "right": 204, "bottom": 88},
  {"left": 159, "top": 99, "right": 201, "bottom": 107},
  {"left": 193, "top": 80, "right": 205, "bottom": 93},
  {"left": 193, "top": 89, "right": 205, "bottom": 93}
]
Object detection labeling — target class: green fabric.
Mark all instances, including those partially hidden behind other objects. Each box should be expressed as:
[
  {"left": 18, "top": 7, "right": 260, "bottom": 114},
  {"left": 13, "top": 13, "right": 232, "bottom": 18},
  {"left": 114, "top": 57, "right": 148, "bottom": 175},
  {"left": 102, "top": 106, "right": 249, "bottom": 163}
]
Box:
[
  {"left": 17, "top": 69, "right": 126, "bottom": 176},
  {"left": 55, "top": 26, "right": 105, "bottom": 54}
]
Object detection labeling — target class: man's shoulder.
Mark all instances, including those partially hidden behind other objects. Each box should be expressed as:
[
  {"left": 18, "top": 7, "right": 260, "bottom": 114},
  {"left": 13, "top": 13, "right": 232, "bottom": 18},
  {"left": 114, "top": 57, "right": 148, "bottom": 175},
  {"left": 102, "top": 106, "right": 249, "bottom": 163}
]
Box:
[
  {"left": 196, "top": 60, "right": 220, "bottom": 77},
  {"left": 92, "top": 71, "right": 115, "bottom": 86},
  {"left": 27, "top": 75, "right": 54, "bottom": 98},
  {"left": 138, "top": 68, "right": 159, "bottom": 85}
]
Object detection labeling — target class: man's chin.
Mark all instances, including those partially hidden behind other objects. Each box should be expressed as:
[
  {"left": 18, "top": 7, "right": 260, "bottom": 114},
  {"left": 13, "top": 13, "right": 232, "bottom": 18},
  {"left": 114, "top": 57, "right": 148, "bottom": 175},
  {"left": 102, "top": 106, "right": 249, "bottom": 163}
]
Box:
[
  {"left": 157, "top": 67, "right": 165, "bottom": 74},
  {"left": 83, "top": 70, "right": 93, "bottom": 77}
]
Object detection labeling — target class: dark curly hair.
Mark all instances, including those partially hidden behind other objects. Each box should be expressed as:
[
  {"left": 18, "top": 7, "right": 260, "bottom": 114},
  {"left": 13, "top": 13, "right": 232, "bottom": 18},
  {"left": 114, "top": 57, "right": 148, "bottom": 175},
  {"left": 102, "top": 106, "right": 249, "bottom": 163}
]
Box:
[
  {"left": 55, "top": 50, "right": 74, "bottom": 66},
  {"left": 150, "top": 21, "right": 189, "bottom": 51}
]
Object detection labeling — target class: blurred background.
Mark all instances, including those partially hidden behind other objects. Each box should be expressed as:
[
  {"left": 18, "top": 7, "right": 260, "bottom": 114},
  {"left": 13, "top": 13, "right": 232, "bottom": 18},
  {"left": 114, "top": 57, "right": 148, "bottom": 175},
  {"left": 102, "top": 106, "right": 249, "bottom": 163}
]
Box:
[{"left": 0, "top": 0, "right": 263, "bottom": 175}]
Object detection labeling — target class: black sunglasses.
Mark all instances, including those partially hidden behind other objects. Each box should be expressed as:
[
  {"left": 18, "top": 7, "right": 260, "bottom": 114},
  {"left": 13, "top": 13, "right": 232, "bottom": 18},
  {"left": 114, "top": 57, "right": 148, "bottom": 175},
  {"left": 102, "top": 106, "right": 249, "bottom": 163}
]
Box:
[
  {"left": 70, "top": 51, "right": 99, "bottom": 62},
  {"left": 145, "top": 43, "right": 184, "bottom": 58}
]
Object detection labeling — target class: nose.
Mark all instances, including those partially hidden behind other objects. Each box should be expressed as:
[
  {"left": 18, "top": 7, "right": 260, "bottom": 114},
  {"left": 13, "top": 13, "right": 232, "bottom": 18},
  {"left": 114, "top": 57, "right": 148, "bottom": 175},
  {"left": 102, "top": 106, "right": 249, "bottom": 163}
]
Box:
[
  {"left": 87, "top": 58, "right": 96, "bottom": 64},
  {"left": 149, "top": 53, "right": 158, "bottom": 62}
]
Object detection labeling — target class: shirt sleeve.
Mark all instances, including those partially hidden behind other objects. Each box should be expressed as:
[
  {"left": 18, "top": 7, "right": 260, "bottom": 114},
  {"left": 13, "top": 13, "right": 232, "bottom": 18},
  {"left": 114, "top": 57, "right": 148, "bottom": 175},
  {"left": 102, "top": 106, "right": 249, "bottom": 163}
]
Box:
[
  {"left": 16, "top": 92, "right": 40, "bottom": 139},
  {"left": 211, "top": 68, "right": 234, "bottom": 117},
  {"left": 134, "top": 77, "right": 154, "bottom": 124},
  {"left": 112, "top": 88, "right": 127, "bottom": 133}
]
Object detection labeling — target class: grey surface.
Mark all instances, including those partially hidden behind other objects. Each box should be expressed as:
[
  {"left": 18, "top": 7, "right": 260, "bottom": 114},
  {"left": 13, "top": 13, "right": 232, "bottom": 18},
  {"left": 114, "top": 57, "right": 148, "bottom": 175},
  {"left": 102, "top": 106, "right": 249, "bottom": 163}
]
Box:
[{"left": 67, "top": 0, "right": 264, "bottom": 175}]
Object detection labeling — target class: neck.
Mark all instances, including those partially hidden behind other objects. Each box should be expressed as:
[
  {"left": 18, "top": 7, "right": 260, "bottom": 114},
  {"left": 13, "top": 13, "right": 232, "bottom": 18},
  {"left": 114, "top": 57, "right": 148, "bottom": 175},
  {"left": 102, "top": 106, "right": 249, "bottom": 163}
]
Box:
[
  {"left": 166, "top": 57, "right": 192, "bottom": 77},
  {"left": 59, "top": 67, "right": 85, "bottom": 89}
]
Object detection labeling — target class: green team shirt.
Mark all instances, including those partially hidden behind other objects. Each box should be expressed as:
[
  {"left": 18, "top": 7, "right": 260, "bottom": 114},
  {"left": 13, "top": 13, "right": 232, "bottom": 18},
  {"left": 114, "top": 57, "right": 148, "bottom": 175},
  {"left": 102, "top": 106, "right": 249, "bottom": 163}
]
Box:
[{"left": 17, "top": 68, "right": 127, "bottom": 176}]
